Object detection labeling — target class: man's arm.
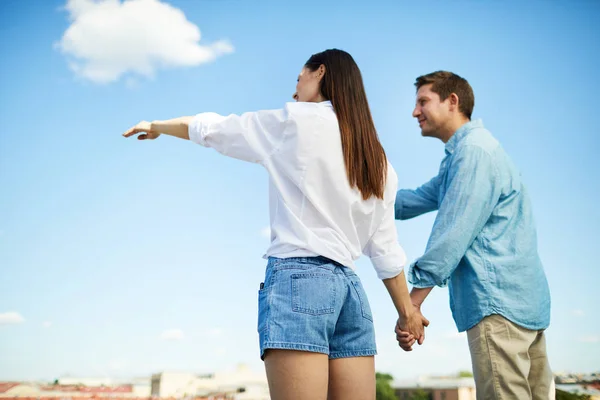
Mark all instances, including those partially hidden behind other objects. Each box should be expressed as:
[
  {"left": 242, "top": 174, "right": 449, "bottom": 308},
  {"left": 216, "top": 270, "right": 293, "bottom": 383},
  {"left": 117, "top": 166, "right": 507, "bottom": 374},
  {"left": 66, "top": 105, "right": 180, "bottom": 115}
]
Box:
[
  {"left": 410, "top": 287, "right": 433, "bottom": 307},
  {"left": 395, "top": 176, "right": 440, "bottom": 220},
  {"left": 397, "top": 146, "right": 500, "bottom": 350},
  {"left": 408, "top": 145, "right": 501, "bottom": 289}
]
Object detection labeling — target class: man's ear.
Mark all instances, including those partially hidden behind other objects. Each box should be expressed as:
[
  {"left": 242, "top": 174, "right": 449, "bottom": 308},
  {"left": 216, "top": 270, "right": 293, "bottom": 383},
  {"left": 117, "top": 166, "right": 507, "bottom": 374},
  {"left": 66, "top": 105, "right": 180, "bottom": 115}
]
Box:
[{"left": 449, "top": 93, "right": 460, "bottom": 112}]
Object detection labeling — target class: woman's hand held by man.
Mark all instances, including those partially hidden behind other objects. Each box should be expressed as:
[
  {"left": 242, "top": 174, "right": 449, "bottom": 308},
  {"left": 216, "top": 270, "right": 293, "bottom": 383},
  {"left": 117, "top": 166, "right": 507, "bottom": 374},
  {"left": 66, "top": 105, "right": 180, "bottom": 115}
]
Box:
[{"left": 395, "top": 306, "right": 429, "bottom": 351}]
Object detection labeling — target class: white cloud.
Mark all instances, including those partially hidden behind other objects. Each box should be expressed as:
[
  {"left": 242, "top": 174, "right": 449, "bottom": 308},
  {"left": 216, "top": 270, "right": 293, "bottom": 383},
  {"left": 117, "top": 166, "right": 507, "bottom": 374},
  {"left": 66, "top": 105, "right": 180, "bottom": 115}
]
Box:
[
  {"left": 160, "top": 328, "right": 184, "bottom": 341},
  {"left": 56, "top": 0, "right": 234, "bottom": 84},
  {"left": 572, "top": 309, "right": 585, "bottom": 317},
  {"left": 260, "top": 226, "right": 271, "bottom": 239},
  {"left": 0, "top": 312, "right": 25, "bottom": 325},
  {"left": 42, "top": 321, "right": 53, "bottom": 328},
  {"left": 578, "top": 335, "right": 600, "bottom": 343}
]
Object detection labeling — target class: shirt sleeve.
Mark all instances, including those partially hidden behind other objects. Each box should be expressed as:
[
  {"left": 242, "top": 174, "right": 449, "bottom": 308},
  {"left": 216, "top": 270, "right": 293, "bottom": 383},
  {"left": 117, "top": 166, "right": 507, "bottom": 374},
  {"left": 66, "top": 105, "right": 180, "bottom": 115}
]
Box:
[
  {"left": 363, "top": 181, "right": 408, "bottom": 280},
  {"left": 395, "top": 176, "right": 440, "bottom": 220},
  {"left": 188, "top": 107, "right": 291, "bottom": 164},
  {"left": 408, "top": 145, "right": 501, "bottom": 288}
]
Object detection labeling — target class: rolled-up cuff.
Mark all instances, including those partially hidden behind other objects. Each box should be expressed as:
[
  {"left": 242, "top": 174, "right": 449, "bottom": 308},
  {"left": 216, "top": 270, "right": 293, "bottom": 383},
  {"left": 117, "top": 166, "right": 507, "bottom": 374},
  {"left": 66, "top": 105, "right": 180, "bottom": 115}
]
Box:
[
  {"left": 371, "top": 250, "right": 407, "bottom": 280},
  {"left": 408, "top": 261, "right": 448, "bottom": 288},
  {"left": 394, "top": 191, "right": 404, "bottom": 220},
  {"left": 188, "top": 112, "right": 224, "bottom": 147}
]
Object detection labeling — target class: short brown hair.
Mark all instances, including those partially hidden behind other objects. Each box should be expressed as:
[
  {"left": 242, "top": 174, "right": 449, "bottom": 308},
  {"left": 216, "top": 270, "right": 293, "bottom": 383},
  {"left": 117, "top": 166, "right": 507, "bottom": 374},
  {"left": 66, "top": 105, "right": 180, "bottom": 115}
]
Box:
[{"left": 415, "top": 71, "right": 475, "bottom": 120}]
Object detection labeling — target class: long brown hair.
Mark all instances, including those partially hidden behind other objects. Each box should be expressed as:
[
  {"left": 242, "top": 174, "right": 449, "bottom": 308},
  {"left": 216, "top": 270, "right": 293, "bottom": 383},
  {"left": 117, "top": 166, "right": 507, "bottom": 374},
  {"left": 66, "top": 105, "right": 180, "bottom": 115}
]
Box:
[{"left": 305, "top": 49, "right": 387, "bottom": 200}]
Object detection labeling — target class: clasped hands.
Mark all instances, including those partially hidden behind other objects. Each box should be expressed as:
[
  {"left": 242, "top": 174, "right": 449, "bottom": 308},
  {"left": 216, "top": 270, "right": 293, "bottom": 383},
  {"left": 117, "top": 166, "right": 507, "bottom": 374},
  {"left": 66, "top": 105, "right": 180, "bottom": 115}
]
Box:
[{"left": 396, "top": 304, "right": 429, "bottom": 352}]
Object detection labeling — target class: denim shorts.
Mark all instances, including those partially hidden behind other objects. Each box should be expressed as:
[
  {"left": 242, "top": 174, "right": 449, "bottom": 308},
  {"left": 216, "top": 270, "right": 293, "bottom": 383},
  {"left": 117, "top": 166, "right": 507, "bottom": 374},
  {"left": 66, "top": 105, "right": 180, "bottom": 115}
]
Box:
[{"left": 257, "top": 256, "right": 377, "bottom": 359}]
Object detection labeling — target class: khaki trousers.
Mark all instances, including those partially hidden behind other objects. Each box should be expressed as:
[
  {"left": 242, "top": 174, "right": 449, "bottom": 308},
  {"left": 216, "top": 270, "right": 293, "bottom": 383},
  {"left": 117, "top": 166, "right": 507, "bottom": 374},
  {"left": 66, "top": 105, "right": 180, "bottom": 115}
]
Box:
[{"left": 467, "top": 314, "right": 554, "bottom": 400}]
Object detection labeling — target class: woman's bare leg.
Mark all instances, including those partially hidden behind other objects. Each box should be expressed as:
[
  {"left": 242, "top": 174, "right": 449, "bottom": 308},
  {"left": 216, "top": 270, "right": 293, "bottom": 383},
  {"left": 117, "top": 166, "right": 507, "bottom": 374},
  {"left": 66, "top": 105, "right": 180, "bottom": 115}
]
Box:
[
  {"left": 264, "top": 349, "right": 329, "bottom": 400},
  {"left": 327, "top": 356, "right": 375, "bottom": 400}
]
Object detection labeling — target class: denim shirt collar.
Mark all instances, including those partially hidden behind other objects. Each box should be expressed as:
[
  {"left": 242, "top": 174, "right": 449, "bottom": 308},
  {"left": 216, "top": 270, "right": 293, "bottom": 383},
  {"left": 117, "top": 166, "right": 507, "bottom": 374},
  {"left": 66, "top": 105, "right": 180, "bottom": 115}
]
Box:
[{"left": 445, "top": 119, "right": 484, "bottom": 155}]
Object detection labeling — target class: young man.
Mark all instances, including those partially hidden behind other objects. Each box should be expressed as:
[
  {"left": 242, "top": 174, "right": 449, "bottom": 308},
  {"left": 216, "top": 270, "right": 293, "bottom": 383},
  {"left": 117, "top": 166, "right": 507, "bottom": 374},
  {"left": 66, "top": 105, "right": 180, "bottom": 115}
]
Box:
[{"left": 395, "top": 71, "right": 553, "bottom": 399}]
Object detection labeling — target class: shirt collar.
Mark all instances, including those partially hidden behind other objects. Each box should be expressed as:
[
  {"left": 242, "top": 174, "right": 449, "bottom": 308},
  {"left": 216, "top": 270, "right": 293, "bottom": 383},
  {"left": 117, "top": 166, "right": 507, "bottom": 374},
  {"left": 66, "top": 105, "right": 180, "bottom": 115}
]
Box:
[
  {"left": 445, "top": 119, "right": 484, "bottom": 154},
  {"left": 320, "top": 100, "right": 333, "bottom": 108}
]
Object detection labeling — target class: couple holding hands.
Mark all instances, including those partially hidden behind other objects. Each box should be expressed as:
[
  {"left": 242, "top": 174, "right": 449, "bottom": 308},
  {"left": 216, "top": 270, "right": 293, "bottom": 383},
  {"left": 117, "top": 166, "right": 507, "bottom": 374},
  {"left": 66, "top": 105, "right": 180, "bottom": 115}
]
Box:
[{"left": 123, "top": 49, "right": 552, "bottom": 400}]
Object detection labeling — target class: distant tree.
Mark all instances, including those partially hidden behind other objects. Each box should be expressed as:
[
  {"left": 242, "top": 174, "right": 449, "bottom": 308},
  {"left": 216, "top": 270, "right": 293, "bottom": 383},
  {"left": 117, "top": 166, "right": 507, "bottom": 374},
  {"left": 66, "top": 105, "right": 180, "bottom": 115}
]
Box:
[
  {"left": 52, "top": 379, "right": 59, "bottom": 386},
  {"left": 375, "top": 372, "right": 397, "bottom": 400},
  {"left": 410, "top": 388, "right": 431, "bottom": 400},
  {"left": 556, "top": 389, "right": 591, "bottom": 400},
  {"left": 377, "top": 372, "right": 394, "bottom": 381},
  {"left": 458, "top": 371, "right": 474, "bottom": 378}
]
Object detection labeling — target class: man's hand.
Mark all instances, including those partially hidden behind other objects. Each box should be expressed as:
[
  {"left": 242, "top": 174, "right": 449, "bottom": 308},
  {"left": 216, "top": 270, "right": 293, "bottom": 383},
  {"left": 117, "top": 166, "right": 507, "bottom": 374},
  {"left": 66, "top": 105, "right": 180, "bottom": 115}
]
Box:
[
  {"left": 123, "top": 121, "right": 161, "bottom": 140},
  {"left": 395, "top": 304, "right": 429, "bottom": 351}
]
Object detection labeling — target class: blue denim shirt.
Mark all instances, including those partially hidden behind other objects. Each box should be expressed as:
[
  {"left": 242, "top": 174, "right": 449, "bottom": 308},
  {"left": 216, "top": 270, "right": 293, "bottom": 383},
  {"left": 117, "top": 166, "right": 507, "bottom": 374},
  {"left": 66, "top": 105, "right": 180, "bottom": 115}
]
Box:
[{"left": 396, "top": 119, "right": 551, "bottom": 332}]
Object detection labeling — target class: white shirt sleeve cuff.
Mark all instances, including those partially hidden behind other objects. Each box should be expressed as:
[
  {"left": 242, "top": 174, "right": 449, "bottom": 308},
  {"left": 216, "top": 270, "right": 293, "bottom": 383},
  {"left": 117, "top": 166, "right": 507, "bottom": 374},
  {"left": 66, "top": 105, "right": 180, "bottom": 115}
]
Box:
[
  {"left": 371, "top": 250, "right": 407, "bottom": 280},
  {"left": 188, "top": 112, "right": 224, "bottom": 147}
]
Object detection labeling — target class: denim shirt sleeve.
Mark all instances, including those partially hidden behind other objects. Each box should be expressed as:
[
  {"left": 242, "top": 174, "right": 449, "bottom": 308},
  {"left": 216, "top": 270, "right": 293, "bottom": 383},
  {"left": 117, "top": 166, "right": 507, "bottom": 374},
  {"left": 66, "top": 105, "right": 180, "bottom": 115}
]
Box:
[
  {"left": 395, "top": 176, "right": 440, "bottom": 220},
  {"left": 408, "top": 145, "right": 501, "bottom": 288}
]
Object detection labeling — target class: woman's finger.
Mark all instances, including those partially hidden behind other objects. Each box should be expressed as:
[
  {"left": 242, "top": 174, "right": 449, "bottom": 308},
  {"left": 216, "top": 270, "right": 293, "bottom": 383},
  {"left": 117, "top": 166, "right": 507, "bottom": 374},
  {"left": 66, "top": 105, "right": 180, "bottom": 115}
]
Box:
[
  {"left": 396, "top": 329, "right": 411, "bottom": 337},
  {"left": 123, "top": 124, "right": 151, "bottom": 138},
  {"left": 397, "top": 334, "right": 412, "bottom": 343},
  {"left": 399, "top": 343, "right": 413, "bottom": 352},
  {"left": 123, "top": 126, "right": 144, "bottom": 137}
]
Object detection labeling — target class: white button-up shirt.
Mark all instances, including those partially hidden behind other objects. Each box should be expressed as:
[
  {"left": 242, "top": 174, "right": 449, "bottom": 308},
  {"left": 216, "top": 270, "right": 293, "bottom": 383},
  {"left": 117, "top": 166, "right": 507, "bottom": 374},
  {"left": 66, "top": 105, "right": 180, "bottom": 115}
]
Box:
[{"left": 188, "top": 101, "right": 406, "bottom": 279}]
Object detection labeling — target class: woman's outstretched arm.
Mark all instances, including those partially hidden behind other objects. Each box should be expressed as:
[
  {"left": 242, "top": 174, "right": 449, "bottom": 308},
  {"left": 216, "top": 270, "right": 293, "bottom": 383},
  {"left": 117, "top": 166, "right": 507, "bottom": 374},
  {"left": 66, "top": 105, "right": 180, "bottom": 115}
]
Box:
[
  {"left": 122, "top": 117, "right": 194, "bottom": 140},
  {"left": 122, "top": 106, "right": 293, "bottom": 165}
]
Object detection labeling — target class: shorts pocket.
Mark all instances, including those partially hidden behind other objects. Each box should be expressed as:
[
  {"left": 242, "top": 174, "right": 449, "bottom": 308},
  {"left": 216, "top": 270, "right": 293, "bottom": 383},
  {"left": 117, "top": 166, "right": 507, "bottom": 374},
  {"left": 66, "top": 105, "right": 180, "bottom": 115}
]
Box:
[
  {"left": 257, "top": 288, "right": 269, "bottom": 333},
  {"left": 351, "top": 280, "right": 373, "bottom": 322},
  {"left": 291, "top": 273, "right": 335, "bottom": 315}
]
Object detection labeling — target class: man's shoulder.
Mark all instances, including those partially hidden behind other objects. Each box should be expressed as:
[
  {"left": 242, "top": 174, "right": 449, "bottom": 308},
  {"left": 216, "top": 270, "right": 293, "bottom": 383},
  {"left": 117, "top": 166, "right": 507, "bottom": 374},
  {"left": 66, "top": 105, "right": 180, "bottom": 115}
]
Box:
[{"left": 460, "top": 127, "right": 500, "bottom": 156}]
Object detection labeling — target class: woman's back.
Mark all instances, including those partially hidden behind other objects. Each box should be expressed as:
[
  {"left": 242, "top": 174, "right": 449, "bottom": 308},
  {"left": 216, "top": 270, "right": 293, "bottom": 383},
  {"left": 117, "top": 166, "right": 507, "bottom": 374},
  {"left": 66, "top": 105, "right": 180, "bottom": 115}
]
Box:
[
  {"left": 188, "top": 99, "right": 406, "bottom": 279},
  {"left": 265, "top": 101, "right": 403, "bottom": 277}
]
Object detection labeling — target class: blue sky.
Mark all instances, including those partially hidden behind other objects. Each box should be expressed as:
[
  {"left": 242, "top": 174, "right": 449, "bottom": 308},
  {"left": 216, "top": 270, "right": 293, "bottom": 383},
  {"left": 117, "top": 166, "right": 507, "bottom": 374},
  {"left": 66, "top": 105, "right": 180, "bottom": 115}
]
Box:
[{"left": 1, "top": 0, "right": 599, "bottom": 382}]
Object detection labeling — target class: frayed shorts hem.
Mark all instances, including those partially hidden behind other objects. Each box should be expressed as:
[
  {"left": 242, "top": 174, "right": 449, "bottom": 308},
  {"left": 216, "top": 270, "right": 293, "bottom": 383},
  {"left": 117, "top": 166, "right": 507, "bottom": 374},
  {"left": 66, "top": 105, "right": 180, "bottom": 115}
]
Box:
[
  {"left": 260, "top": 342, "right": 376, "bottom": 360},
  {"left": 261, "top": 341, "right": 328, "bottom": 360},
  {"left": 329, "top": 349, "right": 377, "bottom": 359}
]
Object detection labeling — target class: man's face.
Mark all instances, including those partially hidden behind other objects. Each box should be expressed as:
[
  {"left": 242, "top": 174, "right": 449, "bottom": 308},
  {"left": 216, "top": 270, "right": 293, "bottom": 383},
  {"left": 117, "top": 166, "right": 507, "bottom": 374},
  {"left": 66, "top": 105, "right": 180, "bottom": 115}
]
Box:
[{"left": 412, "top": 84, "right": 451, "bottom": 138}]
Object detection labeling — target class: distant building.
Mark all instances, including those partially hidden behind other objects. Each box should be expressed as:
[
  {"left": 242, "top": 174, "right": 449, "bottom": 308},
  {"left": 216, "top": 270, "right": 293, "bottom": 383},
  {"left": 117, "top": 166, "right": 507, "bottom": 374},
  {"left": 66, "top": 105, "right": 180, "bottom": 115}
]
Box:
[
  {"left": 0, "top": 383, "right": 39, "bottom": 398},
  {"left": 55, "top": 377, "right": 115, "bottom": 387},
  {"left": 150, "top": 365, "right": 269, "bottom": 400},
  {"left": 151, "top": 372, "right": 200, "bottom": 398},
  {"left": 392, "top": 377, "right": 476, "bottom": 400},
  {"left": 1, "top": 365, "right": 266, "bottom": 400},
  {"left": 0, "top": 379, "right": 147, "bottom": 399}
]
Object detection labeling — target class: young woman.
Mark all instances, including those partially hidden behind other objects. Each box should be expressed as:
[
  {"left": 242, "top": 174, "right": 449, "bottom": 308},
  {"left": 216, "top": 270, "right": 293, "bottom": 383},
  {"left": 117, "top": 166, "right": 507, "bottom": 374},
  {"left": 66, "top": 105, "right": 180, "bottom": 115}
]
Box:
[{"left": 123, "top": 49, "right": 428, "bottom": 400}]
